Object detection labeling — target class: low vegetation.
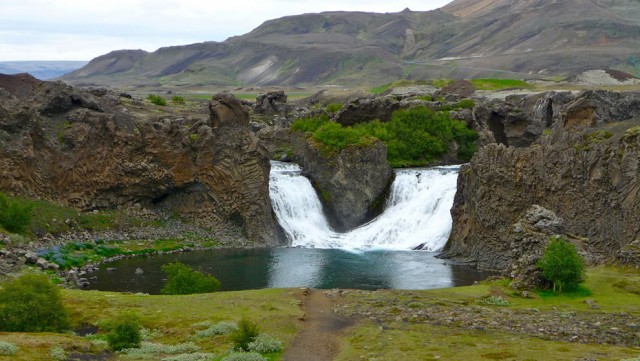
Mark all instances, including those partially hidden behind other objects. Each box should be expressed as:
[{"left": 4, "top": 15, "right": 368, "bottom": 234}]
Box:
[
  {"left": 0, "top": 274, "right": 70, "bottom": 332},
  {"left": 161, "top": 261, "right": 221, "bottom": 295},
  {"left": 105, "top": 312, "right": 142, "bottom": 351},
  {"left": 292, "top": 107, "right": 478, "bottom": 167},
  {"left": 0, "top": 192, "right": 32, "bottom": 234},
  {"left": 470, "top": 78, "right": 534, "bottom": 91},
  {"left": 147, "top": 94, "right": 167, "bottom": 106},
  {"left": 232, "top": 318, "right": 261, "bottom": 352}
]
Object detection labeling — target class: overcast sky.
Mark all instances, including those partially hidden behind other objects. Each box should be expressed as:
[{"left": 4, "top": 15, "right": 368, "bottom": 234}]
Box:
[{"left": 0, "top": 0, "right": 453, "bottom": 61}]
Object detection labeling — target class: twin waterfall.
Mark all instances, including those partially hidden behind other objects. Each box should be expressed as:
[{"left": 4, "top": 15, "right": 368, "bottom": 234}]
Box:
[{"left": 268, "top": 162, "right": 459, "bottom": 251}]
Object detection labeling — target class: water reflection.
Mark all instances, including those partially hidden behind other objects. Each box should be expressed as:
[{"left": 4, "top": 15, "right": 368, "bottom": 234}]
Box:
[{"left": 85, "top": 248, "right": 492, "bottom": 294}]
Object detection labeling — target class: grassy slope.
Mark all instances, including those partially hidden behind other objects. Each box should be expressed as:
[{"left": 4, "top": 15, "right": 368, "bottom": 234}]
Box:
[{"left": 1, "top": 267, "right": 639, "bottom": 360}]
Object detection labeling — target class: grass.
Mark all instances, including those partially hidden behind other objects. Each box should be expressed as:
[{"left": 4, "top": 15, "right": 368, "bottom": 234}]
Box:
[
  {"left": 1, "top": 267, "right": 640, "bottom": 360},
  {"left": 471, "top": 79, "right": 534, "bottom": 91},
  {"left": 335, "top": 266, "right": 640, "bottom": 360},
  {"left": 0, "top": 288, "right": 302, "bottom": 360}
]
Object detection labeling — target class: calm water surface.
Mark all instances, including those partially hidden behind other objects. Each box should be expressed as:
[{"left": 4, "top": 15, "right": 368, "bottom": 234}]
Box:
[{"left": 85, "top": 248, "right": 493, "bottom": 294}]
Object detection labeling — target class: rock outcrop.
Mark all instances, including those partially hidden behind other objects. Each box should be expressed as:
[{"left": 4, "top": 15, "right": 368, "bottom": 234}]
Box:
[
  {"left": 297, "top": 138, "right": 394, "bottom": 231},
  {"left": 0, "top": 75, "right": 281, "bottom": 245},
  {"left": 444, "top": 91, "right": 640, "bottom": 271}
]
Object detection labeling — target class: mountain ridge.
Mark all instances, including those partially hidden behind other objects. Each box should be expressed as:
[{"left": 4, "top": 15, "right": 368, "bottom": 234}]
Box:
[{"left": 62, "top": 0, "right": 640, "bottom": 88}]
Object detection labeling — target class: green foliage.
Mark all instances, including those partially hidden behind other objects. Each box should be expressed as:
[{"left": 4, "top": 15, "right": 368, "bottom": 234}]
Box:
[
  {"left": 49, "top": 346, "right": 66, "bottom": 361},
  {"left": 247, "top": 334, "right": 283, "bottom": 354},
  {"left": 470, "top": 79, "right": 533, "bottom": 91},
  {"left": 171, "top": 95, "right": 186, "bottom": 105},
  {"left": 0, "top": 341, "right": 18, "bottom": 356},
  {"left": 222, "top": 352, "right": 266, "bottom": 361},
  {"left": 147, "top": 94, "right": 167, "bottom": 106},
  {"left": 477, "top": 296, "right": 510, "bottom": 307},
  {"left": 194, "top": 321, "right": 238, "bottom": 338},
  {"left": 106, "top": 312, "right": 142, "bottom": 351},
  {"left": 325, "top": 102, "right": 343, "bottom": 113},
  {"left": 454, "top": 99, "right": 476, "bottom": 110},
  {"left": 313, "top": 122, "right": 375, "bottom": 152},
  {"left": 161, "top": 261, "right": 221, "bottom": 295},
  {"left": 232, "top": 318, "right": 261, "bottom": 352},
  {"left": 292, "top": 107, "right": 478, "bottom": 167},
  {"left": 0, "top": 274, "right": 70, "bottom": 332},
  {"left": 537, "top": 237, "right": 586, "bottom": 293},
  {"left": 0, "top": 193, "right": 33, "bottom": 234},
  {"left": 291, "top": 114, "right": 330, "bottom": 133}
]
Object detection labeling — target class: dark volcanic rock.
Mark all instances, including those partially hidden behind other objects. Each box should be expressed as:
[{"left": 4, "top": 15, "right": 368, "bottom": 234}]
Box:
[
  {"left": 444, "top": 91, "right": 640, "bottom": 271},
  {"left": 298, "top": 137, "right": 394, "bottom": 232},
  {"left": 335, "top": 96, "right": 400, "bottom": 126},
  {"left": 0, "top": 75, "right": 281, "bottom": 246}
]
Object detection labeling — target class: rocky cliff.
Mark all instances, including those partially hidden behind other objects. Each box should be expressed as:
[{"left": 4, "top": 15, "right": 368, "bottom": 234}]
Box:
[
  {"left": 444, "top": 90, "right": 640, "bottom": 271},
  {"left": 0, "top": 74, "right": 281, "bottom": 245}
]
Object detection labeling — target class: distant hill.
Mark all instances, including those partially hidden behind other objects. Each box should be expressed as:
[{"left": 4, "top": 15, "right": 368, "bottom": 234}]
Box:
[
  {"left": 62, "top": 0, "right": 640, "bottom": 88},
  {"left": 0, "top": 61, "right": 88, "bottom": 80}
]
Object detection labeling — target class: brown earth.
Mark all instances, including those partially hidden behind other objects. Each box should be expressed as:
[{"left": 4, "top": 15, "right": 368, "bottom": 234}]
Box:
[{"left": 283, "top": 289, "right": 354, "bottom": 361}]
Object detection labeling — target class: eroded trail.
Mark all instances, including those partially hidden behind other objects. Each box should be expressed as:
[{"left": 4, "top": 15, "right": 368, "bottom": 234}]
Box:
[{"left": 283, "top": 289, "right": 354, "bottom": 361}]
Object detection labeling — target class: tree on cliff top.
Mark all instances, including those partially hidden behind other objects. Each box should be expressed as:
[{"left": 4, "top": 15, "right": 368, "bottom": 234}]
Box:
[{"left": 537, "top": 237, "right": 585, "bottom": 293}]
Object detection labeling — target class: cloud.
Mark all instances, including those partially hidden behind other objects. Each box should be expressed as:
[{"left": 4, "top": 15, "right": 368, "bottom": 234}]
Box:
[{"left": 0, "top": 0, "right": 453, "bottom": 60}]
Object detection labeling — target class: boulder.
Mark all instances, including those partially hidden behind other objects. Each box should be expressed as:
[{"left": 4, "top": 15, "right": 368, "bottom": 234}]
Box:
[{"left": 335, "top": 96, "right": 400, "bottom": 126}]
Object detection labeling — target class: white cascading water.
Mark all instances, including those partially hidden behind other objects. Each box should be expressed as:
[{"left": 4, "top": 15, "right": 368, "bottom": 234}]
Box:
[{"left": 269, "top": 161, "right": 459, "bottom": 251}]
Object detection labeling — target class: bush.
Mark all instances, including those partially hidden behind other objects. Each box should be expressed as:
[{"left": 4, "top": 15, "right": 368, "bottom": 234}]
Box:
[
  {"left": 537, "top": 237, "right": 586, "bottom": 292},
  {"left": 292, "top": 107, "right": 478, "bottom": 167},
  {"left": 0, "top": 193, "right": 33, "bottom": 234},
  {"left": 161, "top": 262, "right": 221, "bottom": 295},
  {"left": 194, "top": 321, "right": 238, "bottom": 338},
  {"left": 222, "top": 352, "right": 266, "bottom": 361},
  {"left": 0, "top": 274, "right": 70, "bottom": 332},
  {"left": 171, "top": 95, "right": 186, "bottom": 105},
  {"left": 325, "top": 102, "right": 343, "bottom": 113},
  {"left": 106, "top": 312, "right": 142, "bottom": 351},
  {"left": 0, "top": 341, "right": 18, "bottom": 356},
  {"left": 247, "top": 334, "right": 283, "bottom": 354},
  {"left": 232, "top": 318, "right": 261, "bottom": 352},
  {"left": 50, "top": 346, "right": 66, "bottom": 361},
  {"left": 147, "top": 94, "right": 167, "bottom": 106}
]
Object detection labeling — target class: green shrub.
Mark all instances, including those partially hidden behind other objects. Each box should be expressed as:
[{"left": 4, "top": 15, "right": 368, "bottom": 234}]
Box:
[
  {"left": 0, "top": 274, "right": 70, "bottom": 332},
  {"left": 454, "top": 99, "right": 476, "bottom": 109},
  {"left": 537, "top": 237, "right": 586, "bottom": 292},
  {"left": 313, "top": 122, "right": 374, "bottom": 152},
  {"left": 325, "top": 102, "right": 343, "bottom": 113},
  {"left": 232, "top": 318, "right": 261, "bottom": 352},
  {"left": 50, "top": 346, "right": 66, "bottom": 361},
  {"left": 171, "top": 95, "right": 186, "bottom": 105},
  {"left": 0, "top": 341, "right": 18, "bottom": 356},
  {"left": 0, "top": 193, "right": 33, "bottom": 234},
  {"left": 106, "top": 312, "right": 142, "bottom": 351},
  {"left": 161, "top": 261, "right": 221, "bottom": 295},
  {"left": 222, "top": 352, "right": 266, "bottom": 361},
  {"left": 291, "top": 114, "right": 330, "bottom": 133},
  {"left": 147, "top": 94, "right": 167, "bottom": 106},
  {"left": 194, "top": 321, "right": 238, "bottom": 338},
  {"left": 163, "top": 353, "right": 217, "bottom": 361},
  {"left": 247, "top": 334, "right": 283, "bottom": 354}
]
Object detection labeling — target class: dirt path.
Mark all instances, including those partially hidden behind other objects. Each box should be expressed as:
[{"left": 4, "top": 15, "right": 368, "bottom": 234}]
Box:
[{"left": 282, "top": 289, "right": 354, "bottom": 361}]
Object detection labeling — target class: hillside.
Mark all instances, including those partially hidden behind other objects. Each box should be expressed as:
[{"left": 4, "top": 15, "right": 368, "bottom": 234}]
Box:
[{"left": 62, "top": 0, "right": 640, "bottom": 89}]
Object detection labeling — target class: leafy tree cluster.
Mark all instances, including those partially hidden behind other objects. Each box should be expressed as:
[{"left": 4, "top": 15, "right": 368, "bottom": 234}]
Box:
[
  {"left": 291, "top": 107, "right": 478, "bottom": 167},
  {"left": 0, "top": 193, "right": 33, "bottom": 234},
  {"left": 106, "top": 312, "right": 142, "bottom": 351},
  {"left": 537, "top": 237, "right": 586, "bottom": 293},
  {"left": 0, "top": 274, "right": 70, "bottom": 332},
  {"left": 161, "top": 261, "right": 221, "bottom": 295}
]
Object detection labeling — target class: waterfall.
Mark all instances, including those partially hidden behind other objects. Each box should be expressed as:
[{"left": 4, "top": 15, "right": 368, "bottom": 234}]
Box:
[{"left": 269, "top": 161, "right": 459, "bottom": 251}]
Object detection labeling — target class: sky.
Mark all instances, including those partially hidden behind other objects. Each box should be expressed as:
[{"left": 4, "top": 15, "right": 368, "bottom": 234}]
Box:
[{"left": 0, "top": 0, "right": 453, "bottom": 61}]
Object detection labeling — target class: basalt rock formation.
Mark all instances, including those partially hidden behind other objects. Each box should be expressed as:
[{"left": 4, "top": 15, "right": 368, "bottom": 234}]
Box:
[
  {"left": 444, "top": 90, "right": 640, "bottom": 271},
  {"left": 298, "top": 138, "right": 394, "bottom": 232},
  {"left": 0, "top": 74, "right": 281, "bottom": 245}
]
